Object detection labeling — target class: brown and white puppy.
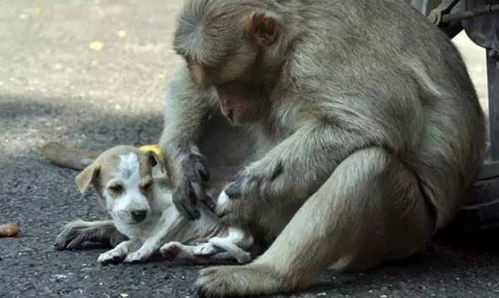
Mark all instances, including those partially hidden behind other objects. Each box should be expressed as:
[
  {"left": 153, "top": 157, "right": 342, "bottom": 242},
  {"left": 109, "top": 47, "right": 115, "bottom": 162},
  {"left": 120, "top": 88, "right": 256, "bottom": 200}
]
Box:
[{"left": 68, "top": 145, "right": 253, "bottom": 264}]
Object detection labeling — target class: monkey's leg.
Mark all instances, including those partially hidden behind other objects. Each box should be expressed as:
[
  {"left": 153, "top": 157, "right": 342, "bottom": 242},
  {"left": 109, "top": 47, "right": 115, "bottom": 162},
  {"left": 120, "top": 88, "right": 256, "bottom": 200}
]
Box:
[
  {"left": 54, "top": 220, "right": 126, "bottom": 250},
  {"left": 197, "top": 147, "right": 434, "bottom": 296}
]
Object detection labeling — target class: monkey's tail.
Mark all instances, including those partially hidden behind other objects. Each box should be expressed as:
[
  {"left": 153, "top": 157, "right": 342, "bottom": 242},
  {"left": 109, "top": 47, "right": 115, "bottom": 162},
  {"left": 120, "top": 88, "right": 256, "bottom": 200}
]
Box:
[{"left": 39, "top": 142, "right": 102, "bottom": 170}]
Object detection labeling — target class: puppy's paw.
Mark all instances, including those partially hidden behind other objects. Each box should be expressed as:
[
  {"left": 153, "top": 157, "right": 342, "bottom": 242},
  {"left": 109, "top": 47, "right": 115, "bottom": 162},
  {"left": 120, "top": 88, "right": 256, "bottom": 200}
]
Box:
[
  {"left": 124, "top": 247, "right": 153, "bottom": 263},
  {"left": 160, "top": 241, "right": 182, "bottom": 260},
  {"left": 97, "top": 249, "right": 125, "bottom": 264},
  {"left": 193, "top": 243, "right": 218, "bottom": 257}
]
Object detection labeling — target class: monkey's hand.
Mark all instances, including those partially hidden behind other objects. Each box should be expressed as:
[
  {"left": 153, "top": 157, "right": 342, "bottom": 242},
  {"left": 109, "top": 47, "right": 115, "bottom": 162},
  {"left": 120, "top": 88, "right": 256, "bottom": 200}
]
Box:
[
  {"left": 216, "top": 123, "right": 372, "bottom": 224},
  {"left": 173, "top": 151, "right": 211, "bottom": 220},
  {"left": 215, "top": 161, "right": 283, "bottom": 225}
]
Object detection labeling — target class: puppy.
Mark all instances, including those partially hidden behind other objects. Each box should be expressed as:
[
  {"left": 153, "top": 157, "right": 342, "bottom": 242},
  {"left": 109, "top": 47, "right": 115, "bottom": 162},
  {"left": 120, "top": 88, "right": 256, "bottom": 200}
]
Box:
[{"left": 69, "top": 145, "right": 253, "bottom": 264}]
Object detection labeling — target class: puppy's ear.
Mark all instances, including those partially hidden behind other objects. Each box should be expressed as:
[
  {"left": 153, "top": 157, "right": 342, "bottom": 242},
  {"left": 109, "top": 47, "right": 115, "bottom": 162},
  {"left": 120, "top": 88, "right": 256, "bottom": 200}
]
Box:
[
  {"left": 75, "top": 165, "right": 100, "bottom": 194},
  {"left": 147, "top": 151, "right": 166, "bottom": 175}
]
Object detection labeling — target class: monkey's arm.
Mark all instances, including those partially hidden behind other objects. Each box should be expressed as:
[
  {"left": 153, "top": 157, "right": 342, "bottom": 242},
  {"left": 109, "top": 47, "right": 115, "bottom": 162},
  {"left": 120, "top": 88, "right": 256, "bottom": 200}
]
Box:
[
  {"left": 160, "top": 68, "right": 217, "bottom": 155},
  {"left": 218, "top": 121, "right": 381, "bottom": 220},
  {"left": 159, "top": 68, "right": 218, "bottom": 220}
]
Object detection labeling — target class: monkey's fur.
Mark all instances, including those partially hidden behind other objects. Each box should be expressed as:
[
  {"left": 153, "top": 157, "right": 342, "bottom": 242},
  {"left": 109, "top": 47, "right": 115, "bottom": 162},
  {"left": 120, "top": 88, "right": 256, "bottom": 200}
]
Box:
[{"left": 56, "top": 0, "right": 486, "bottom": 296}]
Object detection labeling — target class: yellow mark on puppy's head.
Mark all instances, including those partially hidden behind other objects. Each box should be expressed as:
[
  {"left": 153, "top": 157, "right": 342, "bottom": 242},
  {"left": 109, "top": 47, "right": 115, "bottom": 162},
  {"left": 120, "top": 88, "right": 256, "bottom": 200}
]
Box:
[{"left": 139, "top": 144, "right": 164, "bottom": 161}]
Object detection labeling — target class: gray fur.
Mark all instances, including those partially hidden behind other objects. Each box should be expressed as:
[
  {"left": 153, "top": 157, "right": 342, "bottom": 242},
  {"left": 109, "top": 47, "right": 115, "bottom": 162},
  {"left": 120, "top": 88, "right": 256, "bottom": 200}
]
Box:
[{"left": 159, "top": 0, "right": 486, "bottom": 296}]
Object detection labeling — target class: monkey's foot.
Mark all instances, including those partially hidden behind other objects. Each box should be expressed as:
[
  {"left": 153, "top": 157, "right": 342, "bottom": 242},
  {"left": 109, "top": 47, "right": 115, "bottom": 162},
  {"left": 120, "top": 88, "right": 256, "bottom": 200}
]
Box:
[{"left": 196, "top": 264, "right": 287, "bottom": 297}]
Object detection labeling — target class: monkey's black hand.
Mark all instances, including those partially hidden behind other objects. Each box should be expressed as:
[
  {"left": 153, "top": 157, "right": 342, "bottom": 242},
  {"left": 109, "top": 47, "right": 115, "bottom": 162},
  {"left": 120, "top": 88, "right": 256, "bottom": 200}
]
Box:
[
  {"left": 226, "top": 160, "right": 283, "bottom": 201},
  {"left": 173, "top": 152, "right": 210, "bottom": 220}
]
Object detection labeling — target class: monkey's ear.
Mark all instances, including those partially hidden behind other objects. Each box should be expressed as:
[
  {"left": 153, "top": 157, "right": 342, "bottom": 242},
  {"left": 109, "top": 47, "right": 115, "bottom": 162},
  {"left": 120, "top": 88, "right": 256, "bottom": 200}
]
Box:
[
  {"left": 75, "top": 165, "right": 100, "bottom": 194},
  {"left": 246, "top": 12, "right": 278, "bottom": 47}
]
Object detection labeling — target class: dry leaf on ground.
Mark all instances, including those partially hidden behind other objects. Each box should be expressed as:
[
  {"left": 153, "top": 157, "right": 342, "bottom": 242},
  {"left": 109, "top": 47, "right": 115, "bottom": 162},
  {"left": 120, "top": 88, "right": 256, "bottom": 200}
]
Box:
[{"left": 0, "top": 222, "right": 19, "bottom": 237}]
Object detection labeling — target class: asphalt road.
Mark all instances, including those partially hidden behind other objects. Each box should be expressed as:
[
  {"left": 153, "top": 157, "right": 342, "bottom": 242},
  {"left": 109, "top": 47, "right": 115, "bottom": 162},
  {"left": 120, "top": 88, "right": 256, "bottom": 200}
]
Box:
[{"left": 1, "top": 1, "right": 498, "bottom": 298}]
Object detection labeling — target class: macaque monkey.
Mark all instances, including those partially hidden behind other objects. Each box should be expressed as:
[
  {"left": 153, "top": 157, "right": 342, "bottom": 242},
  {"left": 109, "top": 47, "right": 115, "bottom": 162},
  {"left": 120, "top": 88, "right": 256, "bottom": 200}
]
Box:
[{"left": 56, "top": 0, "right": 486, "bottom": 296}]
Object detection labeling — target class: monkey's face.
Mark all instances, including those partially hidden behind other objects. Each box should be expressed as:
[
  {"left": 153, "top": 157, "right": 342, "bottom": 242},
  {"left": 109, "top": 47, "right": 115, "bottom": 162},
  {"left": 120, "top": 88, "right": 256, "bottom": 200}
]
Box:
[
  {"left": 174, "top": 1, "right": 280, "bottom": 125},
  {"left": 185, "top": 58, "right": 265, "bottom": 125}
]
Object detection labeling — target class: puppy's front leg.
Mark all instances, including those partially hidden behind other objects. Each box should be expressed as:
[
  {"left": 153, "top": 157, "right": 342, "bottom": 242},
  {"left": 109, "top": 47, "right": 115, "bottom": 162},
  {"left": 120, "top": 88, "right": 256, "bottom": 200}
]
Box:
[
  {"left": 124, "top": 210, "right": 185, "bottom": 263},
  {"left": 123, "top": 240, "right": 156, "bottom": 263},
  {"left": 97, "top": 240, "right": 136, "bottom": 264}
]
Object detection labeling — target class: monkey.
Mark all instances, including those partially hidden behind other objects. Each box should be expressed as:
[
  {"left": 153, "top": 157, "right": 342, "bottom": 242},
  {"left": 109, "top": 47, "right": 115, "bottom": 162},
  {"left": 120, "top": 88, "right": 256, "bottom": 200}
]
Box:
[{"left": 55, "top": 0, "right": 486, "bottom": 296}]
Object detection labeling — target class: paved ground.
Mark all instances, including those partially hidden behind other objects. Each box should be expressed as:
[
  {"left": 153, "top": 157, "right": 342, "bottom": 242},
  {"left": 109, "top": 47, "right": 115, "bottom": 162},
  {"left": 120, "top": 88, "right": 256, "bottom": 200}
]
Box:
[{"left": 1, "top": 1, "right": 498, "bottom": 298}]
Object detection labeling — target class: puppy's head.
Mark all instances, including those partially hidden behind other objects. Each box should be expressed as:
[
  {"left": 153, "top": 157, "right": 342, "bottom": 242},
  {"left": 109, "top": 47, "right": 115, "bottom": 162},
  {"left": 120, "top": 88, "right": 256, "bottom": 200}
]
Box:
[{"left": 75, "top": 145, "right": 167, "bottom": 225}]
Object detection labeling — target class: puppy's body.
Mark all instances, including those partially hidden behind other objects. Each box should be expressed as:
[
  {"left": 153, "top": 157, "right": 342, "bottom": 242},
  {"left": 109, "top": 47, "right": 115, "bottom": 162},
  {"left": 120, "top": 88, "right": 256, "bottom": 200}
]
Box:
[{"left": 64, "top": 145, "right": 253, "bottom": 264}]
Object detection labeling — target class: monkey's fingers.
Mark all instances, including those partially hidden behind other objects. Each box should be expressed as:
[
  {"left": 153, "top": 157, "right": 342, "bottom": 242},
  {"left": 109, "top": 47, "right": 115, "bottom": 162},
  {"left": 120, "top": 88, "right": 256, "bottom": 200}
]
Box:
[
  {"left": 178, "top": 202, "right": 201, "bottom": 221},
  {"left": 173, "top": 186, "right": 201, "bottom": 220},
  {"left": 201, "top": 194, "right": 216, "bottom": 213},
  {"left": 197, "top": 162, "right": 210, "bottom": 182},
  {"left": 181, "top": 153, "right": 210, "bottom": 182}
]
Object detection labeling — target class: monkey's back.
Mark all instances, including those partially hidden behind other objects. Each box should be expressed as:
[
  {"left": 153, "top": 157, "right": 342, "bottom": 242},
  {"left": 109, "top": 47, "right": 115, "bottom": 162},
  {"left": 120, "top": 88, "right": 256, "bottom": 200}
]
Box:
[{"left": 287, "top": 0, "right": 486, "bottom": 228}]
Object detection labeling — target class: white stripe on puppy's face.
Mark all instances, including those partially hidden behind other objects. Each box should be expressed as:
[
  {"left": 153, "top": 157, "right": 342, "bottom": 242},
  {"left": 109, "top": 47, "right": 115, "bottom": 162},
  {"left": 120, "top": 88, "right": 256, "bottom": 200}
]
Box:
[
  {"left": 118, "top": 152, "right": 140, "bottom": 181},
  {"left": 104, "top": 152, "right": 151, "bottom": 226}
]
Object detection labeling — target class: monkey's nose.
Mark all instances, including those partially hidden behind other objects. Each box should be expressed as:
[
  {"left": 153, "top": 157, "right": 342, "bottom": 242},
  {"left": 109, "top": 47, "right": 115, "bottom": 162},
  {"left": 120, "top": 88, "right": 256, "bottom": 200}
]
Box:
[{"left": 131, "top": 210, "right": 147, "bottom": 222}]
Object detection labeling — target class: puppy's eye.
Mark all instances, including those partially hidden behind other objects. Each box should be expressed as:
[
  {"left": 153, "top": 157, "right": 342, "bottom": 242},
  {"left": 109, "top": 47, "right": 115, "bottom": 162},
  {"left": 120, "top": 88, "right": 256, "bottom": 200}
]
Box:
[
  {"left": 140, "top": 181, "right": 153, "bottom": 192},
  {"left": 108, "top": 184, "right": 124, "bottom": 194}
]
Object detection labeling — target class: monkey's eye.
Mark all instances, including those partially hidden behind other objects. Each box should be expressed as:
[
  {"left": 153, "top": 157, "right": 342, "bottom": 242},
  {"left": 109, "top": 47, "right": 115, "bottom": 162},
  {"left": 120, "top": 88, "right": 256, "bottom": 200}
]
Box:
[
  {"left": 108, "top": 184, "right": 124, "bottom": 195},
  {"left": 140, "top": 181, "right": 153, "bottom": 193}
]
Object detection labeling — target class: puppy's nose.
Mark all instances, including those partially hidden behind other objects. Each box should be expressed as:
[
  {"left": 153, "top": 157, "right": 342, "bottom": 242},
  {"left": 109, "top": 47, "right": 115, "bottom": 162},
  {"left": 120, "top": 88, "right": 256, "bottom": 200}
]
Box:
[{"left": 131, "top": 210, "right": 147, "bottom": 222}]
